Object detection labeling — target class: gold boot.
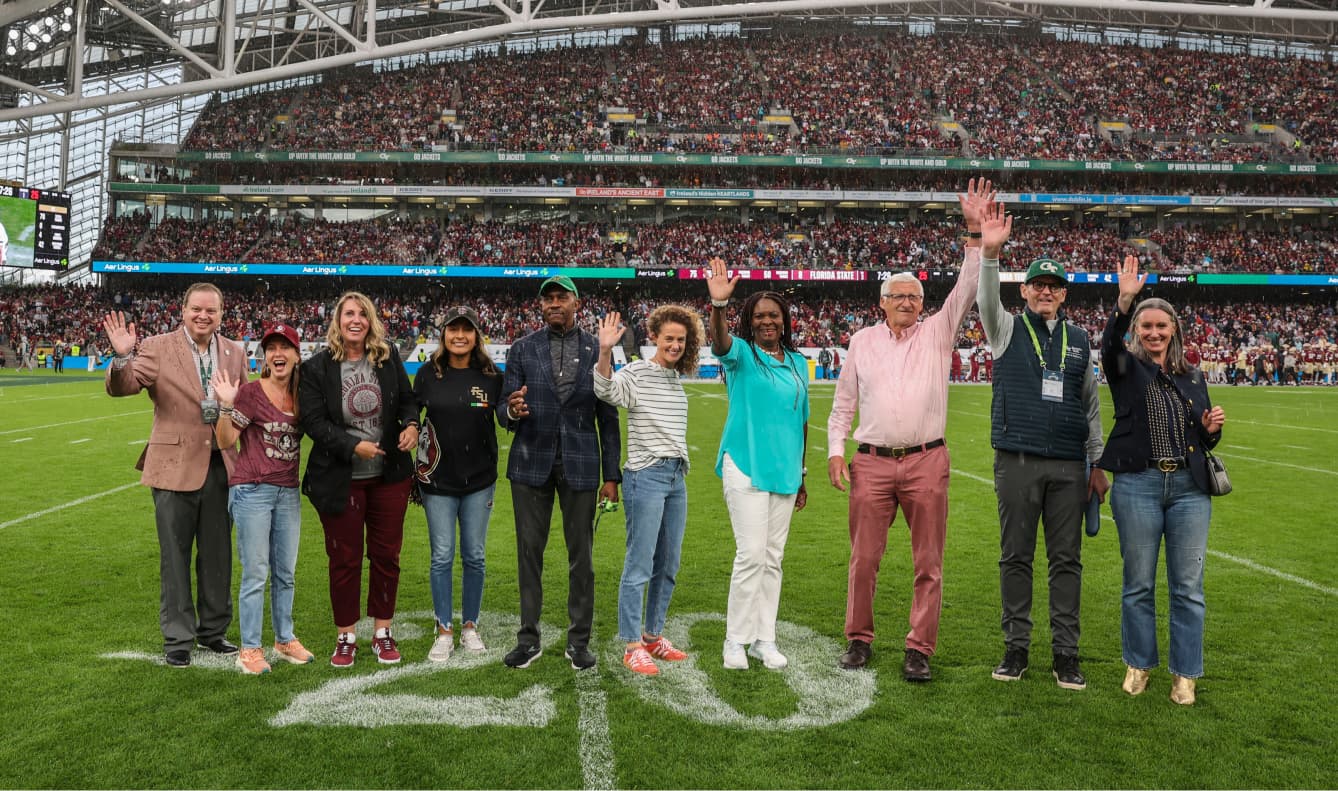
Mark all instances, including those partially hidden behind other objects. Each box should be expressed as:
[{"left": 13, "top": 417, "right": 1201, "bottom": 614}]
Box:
[
  {"left": 1170, "top": 675, "right": 1197, "bottom": 705},
  {"left": 1122, "top": 665, "right": 1150, "bottom": 696}
]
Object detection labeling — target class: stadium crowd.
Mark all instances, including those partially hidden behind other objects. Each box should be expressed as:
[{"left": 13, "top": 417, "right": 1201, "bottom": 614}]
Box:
[
  {"left": 175, "top": 30, "right": 1337, "bottom": 163},
  {"left": 90, "top": 213, "right": 1338, "bottom": 274}
]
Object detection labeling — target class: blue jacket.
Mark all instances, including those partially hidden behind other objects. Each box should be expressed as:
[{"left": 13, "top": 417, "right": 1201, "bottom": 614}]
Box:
[
  {"left": 1097, "top": 307, "right": 1221, "bottom": 495},
  {"left": 502, "top": 326, "right": 621, "bottom": 491}
]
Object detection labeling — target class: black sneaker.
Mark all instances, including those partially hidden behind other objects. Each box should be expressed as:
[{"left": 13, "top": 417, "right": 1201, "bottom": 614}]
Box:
[
  {"left": 503, "top": 644, "right": 542, "bottom": 669},
  {"left": 164, "top": 649, "right": 192, "bottom": 667},
  {"left": 991, "top": 648, "right": 1029, "bottom": 681},
  {"left": 1053, "top": 653, "right": 1087, "bottom": 690},
  {"left": 565, "top": 646, "right": 597, "bottom": 670}
]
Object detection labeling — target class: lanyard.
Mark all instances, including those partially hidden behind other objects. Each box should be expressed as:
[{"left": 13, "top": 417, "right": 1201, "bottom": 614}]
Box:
[
  {"left": 1021, "top": 314, "right": 1066, "bottom": 373},
  {"left": 189, "top": 331, "right": 216, "bottom": 395}
]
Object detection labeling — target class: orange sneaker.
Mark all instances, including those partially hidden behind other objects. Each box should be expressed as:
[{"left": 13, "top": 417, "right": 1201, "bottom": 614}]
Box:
[
  {"left": 623, "top": 646, "right": 659, "bottom": 676},
  {"left": 643, "top": 636, "right": 687, "bottom": 661},
  {"left": 236, "top": 647, "right": 271, "bottom": 675},
  {"left": 274, "top": 638, "right": 315, "bottom": 664}
]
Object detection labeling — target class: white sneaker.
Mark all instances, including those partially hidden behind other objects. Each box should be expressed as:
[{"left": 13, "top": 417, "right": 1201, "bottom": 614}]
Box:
[
  {"left": 748, "top": 640, "right": 788, "bottom": 669},
  {"left": 723, "top": 639, "right": 748, "bottom": 670},
  {"left": 428, "top": 631, "right": 454, "bottom": 662},
  {"left": 460, "top": 625, "right": 486, "bottom": 652}
]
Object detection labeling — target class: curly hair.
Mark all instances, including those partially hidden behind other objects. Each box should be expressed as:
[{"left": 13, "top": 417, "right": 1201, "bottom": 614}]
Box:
[
  {"left": 324, "top": 291, "right": 392, "bottom": 367},
  {"left": 646, "top": 303, "right": 705, "bottom": 376}
]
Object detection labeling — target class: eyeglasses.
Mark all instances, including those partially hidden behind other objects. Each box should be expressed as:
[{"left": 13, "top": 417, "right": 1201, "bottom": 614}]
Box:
[
  {"left": 1027, "top": 281, "right": 1068, "bottom": 293},
  {"left": 881, "top": 293, "right": 923, "bottom": 303}
]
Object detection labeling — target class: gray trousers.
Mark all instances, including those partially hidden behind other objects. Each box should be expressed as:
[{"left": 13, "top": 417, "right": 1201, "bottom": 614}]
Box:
[
  {"left": 151, "top": 452, "right": 233, "bottom": 652},
  {"left": 993, "top": 450, "right": 1085, "bottom": 655},
  {"left": 511, "top": 464, "right": 597, "bottom": 651}
]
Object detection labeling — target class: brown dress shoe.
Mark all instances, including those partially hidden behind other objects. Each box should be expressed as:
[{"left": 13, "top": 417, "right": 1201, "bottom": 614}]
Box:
[
  {"left": 903, "top": 648, "right": 932, "bottom": 682},
  {"left": 839, "top": 640, "right": 872, "bottom": 670}
]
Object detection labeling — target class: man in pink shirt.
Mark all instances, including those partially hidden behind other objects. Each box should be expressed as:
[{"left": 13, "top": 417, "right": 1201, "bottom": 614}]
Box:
[{"left": 826, "top": 180, "right": 1006, "bottom": 681}]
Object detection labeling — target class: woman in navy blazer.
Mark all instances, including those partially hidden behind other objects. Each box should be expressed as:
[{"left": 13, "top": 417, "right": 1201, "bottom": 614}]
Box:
[{"left": 1098, "top": 255, "right": 1225, "bottom": 706}]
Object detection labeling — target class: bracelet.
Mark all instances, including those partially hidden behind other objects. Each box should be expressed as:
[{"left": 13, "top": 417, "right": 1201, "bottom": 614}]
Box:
[
  {"left": 220, "top": 406, "right": 234, "bottom": 414},
  {"left": 711, "top": 298, "right": 729, "bottom": 308},
  {"left": 965, "top": 231, "right": 983, "bottom": 239}
]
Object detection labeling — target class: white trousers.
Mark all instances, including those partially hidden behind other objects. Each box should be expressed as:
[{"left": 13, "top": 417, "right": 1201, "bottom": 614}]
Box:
[{"left": 721, "top": 453, "right": 796, "bottom": 645}]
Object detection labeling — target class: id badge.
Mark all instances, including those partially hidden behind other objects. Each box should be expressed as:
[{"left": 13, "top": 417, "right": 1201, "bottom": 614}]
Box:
[
  {"left": 1041, "top": 370, "right": 1064, "bottom": 403},
  {"left": 200, "top": 397, "right": 220, "bottom": 424}
]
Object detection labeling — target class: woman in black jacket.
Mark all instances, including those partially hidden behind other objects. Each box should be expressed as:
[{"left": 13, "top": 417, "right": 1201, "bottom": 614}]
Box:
[
  {"left": 299, "top": 291, "right": 419, "bottom": 668},
  {"left": 1098, "top": 255, "right": 1225, "bottom": 706}
]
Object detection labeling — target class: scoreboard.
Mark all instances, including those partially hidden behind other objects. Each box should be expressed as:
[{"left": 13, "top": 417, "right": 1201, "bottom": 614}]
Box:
[{"left": 0, "top": 183, "right": 71, "bottom": 271}]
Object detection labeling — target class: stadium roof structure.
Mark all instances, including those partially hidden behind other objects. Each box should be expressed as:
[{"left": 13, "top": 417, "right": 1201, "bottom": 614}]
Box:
[{"left": 1, "top": 0, "right": 1337, "bottom": 124}]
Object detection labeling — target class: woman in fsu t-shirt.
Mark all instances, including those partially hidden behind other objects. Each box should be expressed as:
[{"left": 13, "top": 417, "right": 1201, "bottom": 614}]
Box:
[
  {"left": 412, "top": 305, "right": 505, "bottom": 662},
  {"left": 212, "top": 322, "right": 314, "bottom": 675}
]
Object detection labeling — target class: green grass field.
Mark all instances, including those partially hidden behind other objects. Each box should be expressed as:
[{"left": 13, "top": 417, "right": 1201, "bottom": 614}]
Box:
[{"left": 1, "top": 371, "right": 1334, "bottom": 789}]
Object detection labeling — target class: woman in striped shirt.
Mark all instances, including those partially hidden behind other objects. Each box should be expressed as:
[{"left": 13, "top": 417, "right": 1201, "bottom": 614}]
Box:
[{"left": 594, "top": 304, "right": 704, "bottom": 676}]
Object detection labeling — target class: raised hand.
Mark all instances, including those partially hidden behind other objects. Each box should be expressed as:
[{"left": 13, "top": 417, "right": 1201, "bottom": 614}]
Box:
[
  {"left": 706, "top": 256, "right": 740, "bottom": 304},
  {"left": 980, "top": 200, "right": 1012, "bottom": 258},
  {"left": 957, "top": 177, "right": 995, "bottom": 232},
  {"left": 598, "top": 311, "right": 626, "bottom": 350},
  {"left": 102, "top": 311, "right": 137, "bottom": 357},
  {"left": 1117, "top": 253, "right": 1147, "bottom": 313},
  {"left": 210, "top": 369, "right": 239, "bottom": 408}
]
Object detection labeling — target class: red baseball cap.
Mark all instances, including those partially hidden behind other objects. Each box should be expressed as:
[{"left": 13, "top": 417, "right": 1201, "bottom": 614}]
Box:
[{"left": 260, "top": 322, "right": 300, "bottom": 349}]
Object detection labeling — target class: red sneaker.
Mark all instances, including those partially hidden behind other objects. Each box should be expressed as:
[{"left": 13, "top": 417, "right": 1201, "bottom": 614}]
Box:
[
  {"left": 330, "top": 633, "right": 356, "bottom": 668},
  {"left": 623, "top": 646, "right": 659, "bottom": 676},
  {"left": 373, "top": 630, "right": 401, "bottom": 664},
  {"left": 643, "top": 636, "right": 687, "bottom": 661}
]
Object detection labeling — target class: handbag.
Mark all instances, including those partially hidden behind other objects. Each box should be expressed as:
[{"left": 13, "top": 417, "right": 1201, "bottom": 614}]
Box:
[{"left": 1203, "top": 449, "right": 1232, "bottom": 496}]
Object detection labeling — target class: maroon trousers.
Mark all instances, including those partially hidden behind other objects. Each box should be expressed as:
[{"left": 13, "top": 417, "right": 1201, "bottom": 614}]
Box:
[
  {"left": 844, "top": 447, "right": 950, "bottom": 655},
  {"left": 318, "top": 476, "right": 413, "bottom": 627}
]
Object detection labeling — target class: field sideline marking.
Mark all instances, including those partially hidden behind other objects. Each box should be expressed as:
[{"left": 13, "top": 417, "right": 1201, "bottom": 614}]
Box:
[
  {"left": 0, "top": 409, "right": 150, "bottom": 435},
  {"left": 70, "top": 438, "right": 91, "bottom": 444},
  {"left": 1207, "top": 550, "right": 1338, "bottom": 597},
  {"left": 1214, "top": 451, "right": 1338, "bottom": 477},
  {"left": 11, "top": 437, "right": 32, "bottom": 443},
  {"left": 0, "top": 391, "right": 108, "bottom": 403},
  {"left": 575, "top": 669, "right": 616, "bottom": 791},
  {"left": 950, "top": 469, "right": 1337, "bottom": 597},
  {"left": 1230, "top": 419, "right": 1338, "bottom": 435},
  {"left": 0, "top": 482, "right": 140, "bottom": 531}
]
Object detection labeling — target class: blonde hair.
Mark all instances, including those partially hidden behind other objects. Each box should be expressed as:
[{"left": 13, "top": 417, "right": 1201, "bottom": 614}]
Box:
[
  {"left": 183, "top": 282, "right": 224, "bottom": 309},
  {"left": 1128, "top": 297, "right": 1189, "bottom": 376},
  {"left": 647, "top": 304, "right": 705, "bottom": 376},
  {"left": 325, "top": 291, "right": 392, "bottom": 367}
]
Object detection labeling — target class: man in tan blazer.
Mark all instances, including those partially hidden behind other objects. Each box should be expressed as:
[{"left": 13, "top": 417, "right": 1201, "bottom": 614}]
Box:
[{"left": 104, "top": 283, "right": 249, "bottom": 667}]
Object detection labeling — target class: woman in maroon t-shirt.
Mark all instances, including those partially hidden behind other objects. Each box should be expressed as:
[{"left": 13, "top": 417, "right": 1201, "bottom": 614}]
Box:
[{"left": 212, "top": 323, "right": 313, "bottom": 675}]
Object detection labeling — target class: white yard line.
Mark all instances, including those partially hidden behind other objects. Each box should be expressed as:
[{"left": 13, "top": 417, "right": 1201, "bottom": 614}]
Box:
[
  {"left": 0, "top": 482, "right": 140, "bottom": 531},
  {"left": 69, "top": 438, "right": 91, "bottom": 444},
  {"left": 0, "top": 409, "right": 150, "bottom": 435},
  {"left": 574, "top": 669, "right": 616, "bottom": 791},
  {"left": 11, "top": 437, "right": 32, "bottom": 443},
  {"left": 0, "top": 391, "right": 108, "bottom": 403}
]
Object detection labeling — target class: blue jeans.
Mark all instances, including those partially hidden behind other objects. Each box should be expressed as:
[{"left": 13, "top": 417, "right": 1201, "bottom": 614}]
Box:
[
  {"left": 618, "top": 458, "right": 688, "bottom": 642},
  {"left": 422, "top": 485, "right": 494, "bottom": 628},
  {"left": 1110, "top": 468, "right": 1211, "bottom": 678},
  {"left": 229, "top": 483, "right": 302, "bottom": 648}
]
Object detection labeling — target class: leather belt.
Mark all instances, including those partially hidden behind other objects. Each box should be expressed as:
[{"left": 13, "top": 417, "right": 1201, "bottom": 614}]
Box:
[
  {"left": 857, "top": 439, "right": 946, "bottom": 459},
  {"left": 1149, "top": 457, "right": 1188, "bottom": 472}
]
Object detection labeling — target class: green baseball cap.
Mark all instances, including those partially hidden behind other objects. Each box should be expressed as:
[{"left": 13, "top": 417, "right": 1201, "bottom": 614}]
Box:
[
  {"left": 538, "top": 275, "right": 579, "bottom": 297},
  {"left": 1024, "top": 258, "right": 1068, "bottom": 284}
]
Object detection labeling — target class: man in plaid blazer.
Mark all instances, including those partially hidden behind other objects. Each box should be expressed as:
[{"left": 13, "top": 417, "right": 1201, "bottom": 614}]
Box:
[{"left": 500, "top": 275, "right": 621, "bottom": 670}]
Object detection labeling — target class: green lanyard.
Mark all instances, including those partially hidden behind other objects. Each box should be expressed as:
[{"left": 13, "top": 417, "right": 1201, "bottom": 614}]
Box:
[
  {"left": 192, "top": 335, "right": 215, "bottom": 394},
  {"left": 1021, "top": 314, "right": 1066, "bottom": 373}
]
